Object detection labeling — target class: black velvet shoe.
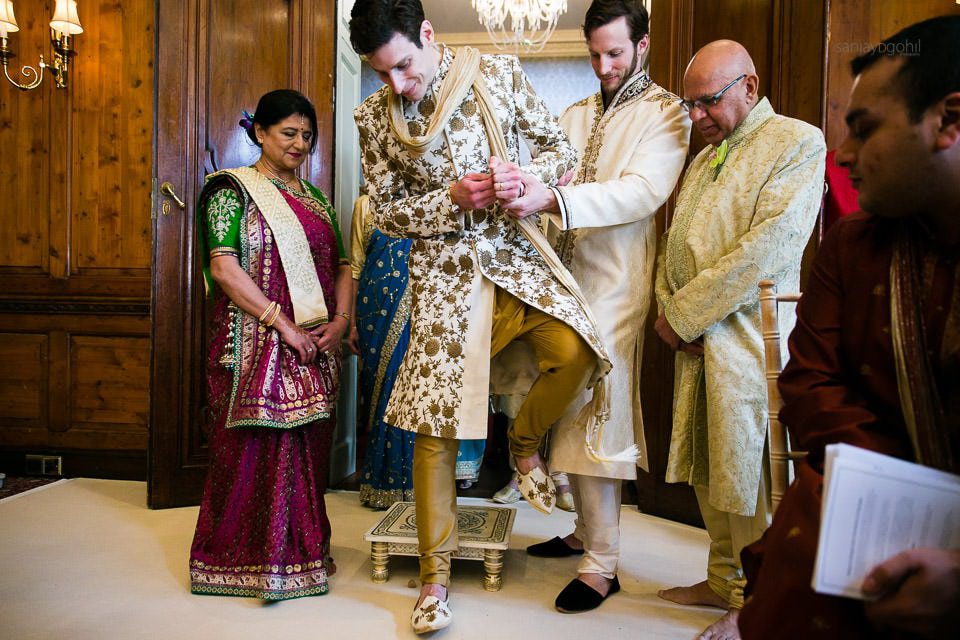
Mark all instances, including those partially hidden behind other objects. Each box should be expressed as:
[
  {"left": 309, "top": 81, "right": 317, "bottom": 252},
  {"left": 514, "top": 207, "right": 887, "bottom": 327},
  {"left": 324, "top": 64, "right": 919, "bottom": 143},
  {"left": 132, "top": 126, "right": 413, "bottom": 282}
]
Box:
[
  {"left": 526, "top": 536, "right": 585, "bottom": 557},
  {"left": 554, "top": 576, "right": 620, "bottom": 613}
]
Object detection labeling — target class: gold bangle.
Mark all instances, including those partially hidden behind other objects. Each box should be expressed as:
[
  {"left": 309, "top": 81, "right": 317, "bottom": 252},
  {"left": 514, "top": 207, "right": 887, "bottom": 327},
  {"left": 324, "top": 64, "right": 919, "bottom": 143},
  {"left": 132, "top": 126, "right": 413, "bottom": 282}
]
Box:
[
  {"left": 334, "top": 311, "right": 351, "bottom": 323},
  {"left": 265, "top": 305, "right": 282, "bottom": 327},
  {"left": 258, "top": 301, "right": 277, "bottom": 323}
]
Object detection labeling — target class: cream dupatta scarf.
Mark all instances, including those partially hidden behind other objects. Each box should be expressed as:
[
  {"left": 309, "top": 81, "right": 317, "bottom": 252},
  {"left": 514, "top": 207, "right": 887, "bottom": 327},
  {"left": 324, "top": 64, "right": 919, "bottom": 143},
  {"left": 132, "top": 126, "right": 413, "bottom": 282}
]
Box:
[
  {"left": 221, "top": 167, "right": 329, "bottom": 328},
  {"left": 388, "top": 46, "right": 637, "bottom": 464}
]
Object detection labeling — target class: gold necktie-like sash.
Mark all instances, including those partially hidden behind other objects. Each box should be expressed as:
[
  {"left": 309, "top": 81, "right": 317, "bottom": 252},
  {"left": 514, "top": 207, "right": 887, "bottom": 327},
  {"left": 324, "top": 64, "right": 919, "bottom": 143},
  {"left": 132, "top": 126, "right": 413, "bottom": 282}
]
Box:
[{"left": 890, "top": 230, "right": 954, "bottom": 472}]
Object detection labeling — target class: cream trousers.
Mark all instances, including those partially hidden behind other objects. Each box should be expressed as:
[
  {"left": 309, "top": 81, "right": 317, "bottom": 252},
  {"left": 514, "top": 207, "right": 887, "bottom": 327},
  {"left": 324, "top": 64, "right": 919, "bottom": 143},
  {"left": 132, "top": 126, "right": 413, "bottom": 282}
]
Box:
[
  {"left": 694, "top": 469, "right": 772, "bottom": 609},
  {"left": 571, "top": 473, "right": 622, "bottom": 579}
]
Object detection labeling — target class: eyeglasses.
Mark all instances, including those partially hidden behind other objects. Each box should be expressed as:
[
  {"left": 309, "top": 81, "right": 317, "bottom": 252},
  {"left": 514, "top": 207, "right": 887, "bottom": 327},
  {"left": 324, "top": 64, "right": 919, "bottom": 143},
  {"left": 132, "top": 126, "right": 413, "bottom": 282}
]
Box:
[{"left": 679, "top": 74, "right": 747, "bottom": 113}]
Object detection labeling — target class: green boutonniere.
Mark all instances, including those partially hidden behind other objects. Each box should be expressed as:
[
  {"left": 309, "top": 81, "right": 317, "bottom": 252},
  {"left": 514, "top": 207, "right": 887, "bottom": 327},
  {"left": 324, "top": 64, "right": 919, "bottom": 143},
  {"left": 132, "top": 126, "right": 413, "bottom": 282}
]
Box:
[{"left": 708, "top": 139, "right": 730, "bottom": 181}]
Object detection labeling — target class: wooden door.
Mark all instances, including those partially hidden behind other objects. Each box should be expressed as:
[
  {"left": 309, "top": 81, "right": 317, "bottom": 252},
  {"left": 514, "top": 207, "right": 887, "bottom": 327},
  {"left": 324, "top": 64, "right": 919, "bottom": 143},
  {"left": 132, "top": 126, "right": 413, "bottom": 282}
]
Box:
[
  {"left": 149, "top": 0, "right": 337, "bottom": 508},
  {"left": 329, "top": 0, "right": 363, "bottom": 483}
]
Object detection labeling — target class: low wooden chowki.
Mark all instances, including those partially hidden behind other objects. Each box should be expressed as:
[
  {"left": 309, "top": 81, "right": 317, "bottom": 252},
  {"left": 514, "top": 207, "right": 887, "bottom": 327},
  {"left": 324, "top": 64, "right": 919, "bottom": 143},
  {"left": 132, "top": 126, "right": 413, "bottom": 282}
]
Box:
[{"left": 363, "top": 501, "right": 517, "bottom": 591}]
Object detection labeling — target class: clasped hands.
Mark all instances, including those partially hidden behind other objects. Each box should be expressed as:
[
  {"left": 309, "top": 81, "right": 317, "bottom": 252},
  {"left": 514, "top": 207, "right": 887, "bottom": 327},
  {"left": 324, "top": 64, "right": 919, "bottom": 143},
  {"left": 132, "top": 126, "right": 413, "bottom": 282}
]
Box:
[
  {"left": 448, "top": 156, "right": 568, "bottom": 219},
  {"left": 655, "top": 312, "right": 704, "bottom": 356},
  {"left": 278, "top": 315, "right": 349, "bottom": 364}
]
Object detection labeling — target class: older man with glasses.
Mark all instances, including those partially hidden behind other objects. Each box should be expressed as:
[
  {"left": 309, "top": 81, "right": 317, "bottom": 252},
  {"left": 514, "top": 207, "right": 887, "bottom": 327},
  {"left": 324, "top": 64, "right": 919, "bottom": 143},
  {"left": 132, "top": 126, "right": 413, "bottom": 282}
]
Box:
[{"left": 654, "top": 39, "right": 825, "bottom": 640}]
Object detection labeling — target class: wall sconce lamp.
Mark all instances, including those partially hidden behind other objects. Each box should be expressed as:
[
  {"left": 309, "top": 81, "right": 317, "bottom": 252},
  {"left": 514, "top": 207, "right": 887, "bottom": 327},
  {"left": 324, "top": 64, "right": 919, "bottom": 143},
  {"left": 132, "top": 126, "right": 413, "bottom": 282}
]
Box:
[{"left": 0, "top": 0, "right": 83, "bottom": 91}]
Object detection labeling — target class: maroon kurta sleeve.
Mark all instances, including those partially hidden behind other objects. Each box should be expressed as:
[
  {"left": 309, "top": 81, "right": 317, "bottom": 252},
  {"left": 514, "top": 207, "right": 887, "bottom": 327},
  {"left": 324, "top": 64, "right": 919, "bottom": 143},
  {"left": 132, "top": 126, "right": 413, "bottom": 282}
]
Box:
[{"left": 779, "top": 213, "right": 911, "bottom": 471}]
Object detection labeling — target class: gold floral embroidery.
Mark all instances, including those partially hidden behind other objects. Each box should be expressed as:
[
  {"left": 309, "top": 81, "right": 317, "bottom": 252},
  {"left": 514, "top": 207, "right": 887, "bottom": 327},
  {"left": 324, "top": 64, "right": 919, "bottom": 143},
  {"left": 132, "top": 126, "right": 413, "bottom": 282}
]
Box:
[
  {"left": 353, "top": 48, "right": 607, "bottom": 440},
  {"left": 207, "top": 187, "right": 242, "bottom": 242}
]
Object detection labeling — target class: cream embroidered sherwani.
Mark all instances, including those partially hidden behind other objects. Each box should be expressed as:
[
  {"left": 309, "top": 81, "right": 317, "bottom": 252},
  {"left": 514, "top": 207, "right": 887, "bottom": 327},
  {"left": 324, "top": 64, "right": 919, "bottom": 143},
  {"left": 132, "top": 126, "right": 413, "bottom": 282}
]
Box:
[
  {"left": 656, "top": 98, "right": 826, "bottom": 517},
  {"left": 547, "top": 73, "right": 690, "bottom": 481},
  {"left": 354, "top": 47, "right": 609, "bottom": 442}
]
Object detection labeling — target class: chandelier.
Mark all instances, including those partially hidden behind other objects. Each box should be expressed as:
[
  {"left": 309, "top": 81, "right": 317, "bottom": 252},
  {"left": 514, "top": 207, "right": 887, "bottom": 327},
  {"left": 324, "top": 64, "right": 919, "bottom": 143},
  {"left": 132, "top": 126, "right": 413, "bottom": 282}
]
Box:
[{"left": 472, "top": 0, "right": 568, "bottom": 53}]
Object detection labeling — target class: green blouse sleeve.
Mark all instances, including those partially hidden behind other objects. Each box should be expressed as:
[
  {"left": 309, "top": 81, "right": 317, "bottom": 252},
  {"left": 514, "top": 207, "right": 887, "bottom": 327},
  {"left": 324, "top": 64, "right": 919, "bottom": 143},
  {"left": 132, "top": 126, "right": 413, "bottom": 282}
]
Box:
[{"left": 203, "top": 186, "right": 244, "bottom": 254}]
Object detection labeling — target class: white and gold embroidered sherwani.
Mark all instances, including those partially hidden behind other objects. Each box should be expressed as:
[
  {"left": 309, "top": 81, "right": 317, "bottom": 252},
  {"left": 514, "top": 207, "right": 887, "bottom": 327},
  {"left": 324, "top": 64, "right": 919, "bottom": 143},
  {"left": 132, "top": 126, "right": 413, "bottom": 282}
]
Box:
[
  {"left": 546, "top": 72, "right": 690, "bottom": 481},
  {"left": 656, "top": 98, "right": 826, "bottom": 517},
  {"left": 354, "top": 47, "right": 609, "bottom": 442}
]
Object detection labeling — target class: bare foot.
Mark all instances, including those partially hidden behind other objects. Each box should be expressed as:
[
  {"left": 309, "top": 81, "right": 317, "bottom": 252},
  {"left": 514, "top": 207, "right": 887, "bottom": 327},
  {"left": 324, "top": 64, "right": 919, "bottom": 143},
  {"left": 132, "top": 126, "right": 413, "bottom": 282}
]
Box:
[
  {"left": 325, "top": 557, "right": 337, "bottom": 577},
  {"left": 697, "top": 609, "right": 740, "bottom": 640},
  {"left": 577, "top": 572, "right": 613, "bottom": 597},
  {"left": 515, "top": 452, "right": 544, "bottom": 476},
  {"left": 417, "top": 582, "right": 447, "bottom": 607},
  {"left": 561, "top": 532, "right": 584, "bottom": 551},
  {"left": 657, "top": 580, "right": 727, "bottom": 608}
]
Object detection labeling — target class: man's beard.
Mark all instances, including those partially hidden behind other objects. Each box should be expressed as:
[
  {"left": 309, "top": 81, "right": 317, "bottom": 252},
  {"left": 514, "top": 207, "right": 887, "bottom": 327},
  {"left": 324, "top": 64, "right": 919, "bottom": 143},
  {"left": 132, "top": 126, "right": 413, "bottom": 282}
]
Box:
[{"left": 600, "top": 45, "right": 639, "bottom": 106}]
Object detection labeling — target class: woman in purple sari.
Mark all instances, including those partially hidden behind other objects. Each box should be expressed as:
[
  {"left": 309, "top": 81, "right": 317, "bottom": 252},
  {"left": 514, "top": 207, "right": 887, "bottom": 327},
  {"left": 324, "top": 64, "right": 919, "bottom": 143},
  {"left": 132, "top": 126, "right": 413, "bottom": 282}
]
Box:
[{"left": 189, "top": 90, "right": 351, "bottom": 600}]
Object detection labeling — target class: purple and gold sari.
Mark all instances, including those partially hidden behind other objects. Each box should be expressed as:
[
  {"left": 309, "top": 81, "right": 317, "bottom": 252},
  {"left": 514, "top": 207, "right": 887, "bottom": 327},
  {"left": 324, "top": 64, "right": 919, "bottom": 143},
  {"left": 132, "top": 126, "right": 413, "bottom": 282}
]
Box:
[{"left": 189, "top": 170, "right": 345, "bottom": 600}]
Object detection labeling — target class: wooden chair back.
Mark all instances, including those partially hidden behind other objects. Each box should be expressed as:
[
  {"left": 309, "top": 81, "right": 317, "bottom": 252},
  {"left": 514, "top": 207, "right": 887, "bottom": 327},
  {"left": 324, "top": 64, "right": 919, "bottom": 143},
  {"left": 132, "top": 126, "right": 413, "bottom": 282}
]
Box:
[{"left": 759, "top": 279, "right": 806, "bottom": 512}]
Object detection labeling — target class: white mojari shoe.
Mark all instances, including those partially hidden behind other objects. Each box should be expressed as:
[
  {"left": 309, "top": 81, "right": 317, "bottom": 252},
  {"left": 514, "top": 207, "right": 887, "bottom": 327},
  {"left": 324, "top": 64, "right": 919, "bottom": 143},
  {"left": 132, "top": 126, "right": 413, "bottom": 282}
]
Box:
[
  {"left": 517, "top": 465, "right": 556, "bottom": 514},
  {"left": 492, "top": 482, "right": 522, "bottom": 504},
  {"left": 411, "top": 594, "right": 452, "bottom": 634},
  {"left": 555, "top": 489, "right": 575, "bottom": 512}
]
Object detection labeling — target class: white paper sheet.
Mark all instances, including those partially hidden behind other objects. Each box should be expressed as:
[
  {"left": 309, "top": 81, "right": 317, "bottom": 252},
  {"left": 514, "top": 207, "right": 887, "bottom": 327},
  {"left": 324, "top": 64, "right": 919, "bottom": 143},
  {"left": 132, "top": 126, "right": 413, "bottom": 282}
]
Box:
[{"left": 812, "top": 444, "right": 960, "bottom": 599}]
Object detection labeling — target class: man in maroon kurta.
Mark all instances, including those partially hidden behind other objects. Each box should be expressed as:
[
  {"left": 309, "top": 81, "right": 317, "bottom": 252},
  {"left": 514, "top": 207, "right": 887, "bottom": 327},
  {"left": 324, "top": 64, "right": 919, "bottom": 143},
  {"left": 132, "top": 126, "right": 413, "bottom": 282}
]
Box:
[{"left": 738, "top": 16, "right": 960, "bottom": 640}]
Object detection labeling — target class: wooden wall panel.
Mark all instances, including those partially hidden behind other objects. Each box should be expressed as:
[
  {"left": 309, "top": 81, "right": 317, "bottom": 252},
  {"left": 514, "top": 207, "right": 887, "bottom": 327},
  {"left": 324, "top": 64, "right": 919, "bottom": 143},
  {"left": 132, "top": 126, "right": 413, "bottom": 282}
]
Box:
[
  {"left": 67, "top": 335, "right": 149, "bottom": 447},
  {"left": 691, "top": 0, "right": 773, "bottom": 95},
  {"left": 72, "top": 0, "right": 155, "bottom": 272},
  {"left": 0, "top": 5, "right": 51, "bottom": 272},
  {"left": 0, "top": 0, "right": 154, "bottom": 477},
  {"left": 0, "top": 0, "right": 153, "bottom": 297},
  {"left": 205, "top": 0, "right": 293, "bottom": 173},
  {"left": 0, "top": 334, "right": 46, "bottom": 425},
  {"left": 0, "top": 314, "right": 149, "bottom": 453},
  {"left": 824, "top": 0, "right": 960, "bottom": 149},
  {"left": 770, "top": 0, "right": 827, "bottom": 131}
]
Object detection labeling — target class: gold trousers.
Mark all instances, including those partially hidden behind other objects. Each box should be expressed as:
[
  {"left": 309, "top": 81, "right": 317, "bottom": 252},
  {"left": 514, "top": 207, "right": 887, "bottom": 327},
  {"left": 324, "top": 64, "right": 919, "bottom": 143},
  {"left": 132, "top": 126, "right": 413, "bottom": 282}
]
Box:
[
  {"left": 413, "top": 433, "right": 460, "bottom": 586},
  {"left": 490, "top": 286, "right": 594, "bottom": 458},
  {"left": 414, "top": 286, "right": 594, "bottom": 585}
]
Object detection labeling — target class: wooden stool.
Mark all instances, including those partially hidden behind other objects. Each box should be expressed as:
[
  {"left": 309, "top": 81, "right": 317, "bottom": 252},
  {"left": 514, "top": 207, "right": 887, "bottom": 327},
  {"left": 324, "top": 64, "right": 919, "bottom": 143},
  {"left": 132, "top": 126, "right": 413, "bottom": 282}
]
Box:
[{"left": 363, "top": 501, "right": 517, "bottom": 591}]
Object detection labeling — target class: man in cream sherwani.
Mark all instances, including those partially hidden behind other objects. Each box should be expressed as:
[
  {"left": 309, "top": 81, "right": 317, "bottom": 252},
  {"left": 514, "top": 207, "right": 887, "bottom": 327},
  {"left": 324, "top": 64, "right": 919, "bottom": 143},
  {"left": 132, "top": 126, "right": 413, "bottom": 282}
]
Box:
[
  {"left": 350, "top": 0, "right": 612, "bottom": 633},
  {"left": 504, "top": 0, "right": 690, "bottom": 614},
  {"left": 653, "top": 40, "right": 825, "bottom": 640}
]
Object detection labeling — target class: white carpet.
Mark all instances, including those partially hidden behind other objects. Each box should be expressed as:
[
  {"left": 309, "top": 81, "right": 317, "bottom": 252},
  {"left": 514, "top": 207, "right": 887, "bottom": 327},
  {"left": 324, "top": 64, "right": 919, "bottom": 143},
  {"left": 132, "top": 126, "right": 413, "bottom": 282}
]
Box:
[{"left": 0, "top": 479, "right": 722, "bottom": 639}]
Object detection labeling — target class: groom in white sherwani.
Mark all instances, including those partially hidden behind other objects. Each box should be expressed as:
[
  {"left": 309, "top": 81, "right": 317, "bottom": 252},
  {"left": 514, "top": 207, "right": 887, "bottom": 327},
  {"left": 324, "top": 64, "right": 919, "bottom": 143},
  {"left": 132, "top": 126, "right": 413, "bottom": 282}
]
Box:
[{"left": 505, "top": 0, "right": 690, "bottom": 614}]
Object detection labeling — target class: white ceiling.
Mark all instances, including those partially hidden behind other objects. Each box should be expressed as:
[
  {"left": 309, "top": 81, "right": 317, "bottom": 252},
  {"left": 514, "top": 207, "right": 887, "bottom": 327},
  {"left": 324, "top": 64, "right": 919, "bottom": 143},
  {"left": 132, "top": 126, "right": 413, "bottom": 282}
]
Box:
[{"left": 422, "top": 0, "right": 593, "bottom": 33}]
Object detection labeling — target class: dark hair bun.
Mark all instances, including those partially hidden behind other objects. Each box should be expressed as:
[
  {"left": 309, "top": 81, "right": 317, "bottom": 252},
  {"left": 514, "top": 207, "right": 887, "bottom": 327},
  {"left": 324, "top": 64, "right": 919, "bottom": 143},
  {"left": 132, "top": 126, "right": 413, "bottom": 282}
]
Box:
[{"left": 246, "top": 89, "right": 319, "bottom": 152}]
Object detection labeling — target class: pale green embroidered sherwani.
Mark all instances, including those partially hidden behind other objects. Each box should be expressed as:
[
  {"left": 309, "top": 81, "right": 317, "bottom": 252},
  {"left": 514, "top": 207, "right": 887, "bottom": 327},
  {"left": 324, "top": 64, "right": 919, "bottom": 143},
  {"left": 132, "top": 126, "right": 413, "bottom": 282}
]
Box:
[{"left": 656, "top": 98, "right": 826, "bottom": 517}]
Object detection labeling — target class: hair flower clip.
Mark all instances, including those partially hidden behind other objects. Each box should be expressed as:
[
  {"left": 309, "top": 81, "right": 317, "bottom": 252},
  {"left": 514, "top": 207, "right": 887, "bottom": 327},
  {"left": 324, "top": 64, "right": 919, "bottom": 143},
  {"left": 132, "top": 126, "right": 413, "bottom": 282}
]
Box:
[
  {"left": 708, "top": 139, "right": 730, "bottom": 181},
  {"left": 238, "top": 109, "right": 255, "bottom": 132}
]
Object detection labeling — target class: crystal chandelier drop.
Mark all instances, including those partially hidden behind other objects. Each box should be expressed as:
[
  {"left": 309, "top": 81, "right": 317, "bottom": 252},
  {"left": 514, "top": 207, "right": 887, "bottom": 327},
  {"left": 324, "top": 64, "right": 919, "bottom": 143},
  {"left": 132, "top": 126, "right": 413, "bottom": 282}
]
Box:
[{"left": 471, "top": 0, "right": 568, "bottom": 53}]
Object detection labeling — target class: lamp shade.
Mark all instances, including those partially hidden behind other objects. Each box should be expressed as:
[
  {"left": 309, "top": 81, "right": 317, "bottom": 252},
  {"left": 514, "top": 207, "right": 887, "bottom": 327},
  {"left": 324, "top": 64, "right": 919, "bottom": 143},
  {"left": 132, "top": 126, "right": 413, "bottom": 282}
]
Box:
[
  {"left": 50, "top": 0, "right": 83, "bottom": 35},
  {"left": 0, "top": 1, "right": 19, "bottom": 34}
]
